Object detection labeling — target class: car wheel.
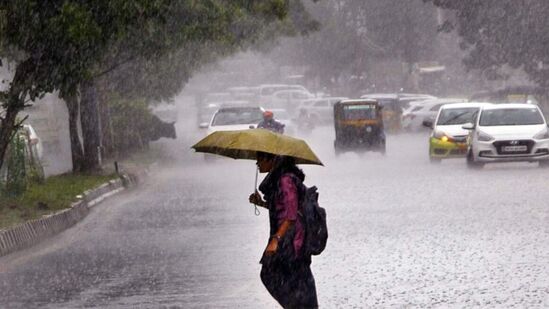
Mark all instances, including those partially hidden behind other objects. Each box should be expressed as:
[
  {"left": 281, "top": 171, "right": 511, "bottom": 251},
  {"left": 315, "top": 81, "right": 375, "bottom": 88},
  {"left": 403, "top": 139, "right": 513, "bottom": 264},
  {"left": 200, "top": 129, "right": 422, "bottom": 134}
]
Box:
[
  {"left": 428, "top": 147, "right": 440, "bottom": 164},
  {"left": 538, "top": 160, "right": 549, "bottom": 168},
  {"left": 466, "top": 149, "right": 484, "bottom": 169}
]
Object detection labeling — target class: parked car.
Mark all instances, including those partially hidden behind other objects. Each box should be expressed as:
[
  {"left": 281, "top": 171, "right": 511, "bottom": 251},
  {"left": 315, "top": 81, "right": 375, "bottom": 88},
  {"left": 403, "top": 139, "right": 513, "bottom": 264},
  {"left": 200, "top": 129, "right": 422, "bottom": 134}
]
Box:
[
  {"left": 401, "top": 98, "right": 466, "bottom": 131},
  {"left": 423, "top": 102, "right": 491, "bottom": 163},
  {"left": 464, "top": 103, "right": 549, "bottom": 168},
  {"left": 301, "top": 97, "right": 348, "bottom": 124}
]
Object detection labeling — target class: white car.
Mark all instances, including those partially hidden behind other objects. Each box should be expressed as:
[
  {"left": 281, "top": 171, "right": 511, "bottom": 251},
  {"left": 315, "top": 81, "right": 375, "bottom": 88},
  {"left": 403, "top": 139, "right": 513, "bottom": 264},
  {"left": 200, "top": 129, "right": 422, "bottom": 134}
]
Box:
[
  {"left": 300, "top": 97, "right": 348, "bottom": 124},
  {"left": 464, "top": 104, "right": 549, "bottom": 168},
  {"left": 206, "top": 106, "right": 264, "bottom": 135},
  {"left": 197, "top": 101, "right": 251, "bottom": 128},
  {"left": 402, "top": 98, "right": 466, "bottom": 130},
  {"left": 258, "top": 84, "right": 309, "bottom": 107},
  {"left": 204, "top": 106, "right": 264, "bottom": 161},
  {"left": 267, "top": 89, "right": 314, "bottom": 111}
]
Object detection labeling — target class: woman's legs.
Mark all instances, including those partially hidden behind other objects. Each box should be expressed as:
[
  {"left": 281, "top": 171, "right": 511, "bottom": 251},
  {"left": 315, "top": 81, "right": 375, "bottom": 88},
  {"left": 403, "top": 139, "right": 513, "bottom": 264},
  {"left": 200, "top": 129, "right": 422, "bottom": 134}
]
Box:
[
  {"left": 261, "top": 263, "right": 292, "bottom": 308},
  {"left": 288, "top": 263, "right": 318, "bottom": 308},
  {"left": 261, "top": 261, "right": 318, "bottom": 309}
]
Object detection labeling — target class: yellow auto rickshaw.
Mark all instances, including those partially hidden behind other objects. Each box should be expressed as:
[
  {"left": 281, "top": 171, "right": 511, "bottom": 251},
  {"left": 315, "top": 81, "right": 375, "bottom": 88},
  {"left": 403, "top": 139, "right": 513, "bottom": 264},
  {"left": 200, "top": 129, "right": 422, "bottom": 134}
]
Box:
[{"left": 333, "top": 99, "right": 386, "bottom": 155}]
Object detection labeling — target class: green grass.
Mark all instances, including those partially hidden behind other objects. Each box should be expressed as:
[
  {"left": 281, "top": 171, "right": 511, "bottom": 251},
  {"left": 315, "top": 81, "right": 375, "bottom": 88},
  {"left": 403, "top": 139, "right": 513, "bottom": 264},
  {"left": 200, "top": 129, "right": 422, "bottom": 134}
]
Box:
[{"left": 0, "top": 173, "right": 117, "bottom": 230}]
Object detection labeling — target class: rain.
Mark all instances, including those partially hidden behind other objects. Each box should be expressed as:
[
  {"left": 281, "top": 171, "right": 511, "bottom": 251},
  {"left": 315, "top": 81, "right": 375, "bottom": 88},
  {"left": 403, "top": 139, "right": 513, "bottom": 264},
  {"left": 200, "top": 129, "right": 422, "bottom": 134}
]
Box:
[{"left": 1, "top": 1, "right": 549, "bottom": 308}]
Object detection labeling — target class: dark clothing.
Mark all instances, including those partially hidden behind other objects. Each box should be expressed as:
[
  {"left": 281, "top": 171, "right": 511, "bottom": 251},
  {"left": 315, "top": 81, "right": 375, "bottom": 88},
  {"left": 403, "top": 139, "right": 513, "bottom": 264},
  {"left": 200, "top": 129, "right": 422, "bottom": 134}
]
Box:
[
  {"left": 258, "top": 119, "right": 285, "bottom": 134},
  {"left": 259, "top": 160, "right": 318, "bottom": 308},
  {"left": 261, "top": 259, "right": 318, "bottom": 309}
]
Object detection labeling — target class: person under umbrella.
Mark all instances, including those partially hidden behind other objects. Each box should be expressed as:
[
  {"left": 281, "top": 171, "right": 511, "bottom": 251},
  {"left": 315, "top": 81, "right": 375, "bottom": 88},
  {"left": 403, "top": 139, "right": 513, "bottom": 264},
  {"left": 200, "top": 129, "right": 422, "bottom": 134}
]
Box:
[
  {"left": 192, "top": 129, "right": 323, "bottom": 308},
  {"left": 249, "top": 152, "right": 318, "bottom": 308}
]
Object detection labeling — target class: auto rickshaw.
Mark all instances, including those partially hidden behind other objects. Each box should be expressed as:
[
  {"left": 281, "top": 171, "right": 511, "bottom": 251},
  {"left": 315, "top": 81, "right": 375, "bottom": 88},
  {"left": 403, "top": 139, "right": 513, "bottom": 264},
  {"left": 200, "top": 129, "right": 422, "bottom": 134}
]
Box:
[{"left": 333, "top": 99, "right": 386, "bottom": 155}]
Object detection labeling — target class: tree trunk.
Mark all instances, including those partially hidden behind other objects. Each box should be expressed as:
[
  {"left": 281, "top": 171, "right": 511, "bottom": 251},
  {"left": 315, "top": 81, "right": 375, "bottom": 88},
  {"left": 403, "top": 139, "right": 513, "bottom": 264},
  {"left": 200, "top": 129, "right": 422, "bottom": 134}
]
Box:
[
  {"left": 64, "top": 93, "right": 85, "bottom": 173},
  {"left": 96, "top": 78, "right": 114, "bottom": 157},
  {"left": 80, "top": 79, "right": 102, "bottom": 172},
  {"left": 0, "top": 59, "right": 34, "bottom": 172},
  {"left": 0, "top": 100, "right": 22, "bottom": 172}
]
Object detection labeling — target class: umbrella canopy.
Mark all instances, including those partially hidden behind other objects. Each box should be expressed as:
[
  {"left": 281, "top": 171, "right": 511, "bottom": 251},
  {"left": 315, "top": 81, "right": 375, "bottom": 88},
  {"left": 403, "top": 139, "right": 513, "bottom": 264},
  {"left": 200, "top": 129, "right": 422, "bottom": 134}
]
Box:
[{"left": 192, "top": 129, "right": 323, "bottom": 165}]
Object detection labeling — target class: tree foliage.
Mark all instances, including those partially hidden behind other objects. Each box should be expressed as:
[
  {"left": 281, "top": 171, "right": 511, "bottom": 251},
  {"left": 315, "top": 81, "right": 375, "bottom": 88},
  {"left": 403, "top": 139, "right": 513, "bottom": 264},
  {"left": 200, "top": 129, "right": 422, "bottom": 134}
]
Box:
[
  {"left": 0, "top": 1, "right": 309, "bottom": 172},
  {"left": 269, "top": 0, "right": 438, "bottom": 93},
  {"left": 427, "top": 0, "right": 549, "bottom": 87}
]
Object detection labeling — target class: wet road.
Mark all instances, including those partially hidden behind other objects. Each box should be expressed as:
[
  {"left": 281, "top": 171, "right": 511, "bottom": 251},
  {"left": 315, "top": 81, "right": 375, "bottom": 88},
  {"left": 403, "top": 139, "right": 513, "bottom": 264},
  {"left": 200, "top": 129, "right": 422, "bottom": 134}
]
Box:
[{"left": 1, "top": 115, "right": 549, "bottom": 307}]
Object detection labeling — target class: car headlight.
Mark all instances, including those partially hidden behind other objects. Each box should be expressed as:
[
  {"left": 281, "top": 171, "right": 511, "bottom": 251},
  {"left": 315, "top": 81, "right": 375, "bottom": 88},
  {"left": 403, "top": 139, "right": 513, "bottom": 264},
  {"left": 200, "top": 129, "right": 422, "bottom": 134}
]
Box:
[
  {"left": 533, "top": 128, "right": 549, "bottom": 140},
  {"left": 433, "top": 130, "right": 454, "bottom": 142},
  {"left": 433, "top": 130, "right": 444, "bottom": 139},
  {"left": 477, "top": 130, "right": 494, "bottom": 142}
]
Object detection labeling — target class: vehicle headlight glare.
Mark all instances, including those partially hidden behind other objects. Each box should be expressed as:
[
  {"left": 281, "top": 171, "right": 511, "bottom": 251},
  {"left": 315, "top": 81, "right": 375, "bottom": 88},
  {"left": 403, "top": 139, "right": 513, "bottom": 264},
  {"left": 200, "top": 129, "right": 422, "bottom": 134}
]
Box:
[
  {"left": 433, "top": 130, "right": 445, "bottom": 139},
  {"left": 533, "top": 129, "right": 549, "bottom": 140},
  {"left": 477, "top": 131, "right": 494, "bottom": 142},
  {"left": 433, "top": 130, "right": 452, "bottom": 142}
]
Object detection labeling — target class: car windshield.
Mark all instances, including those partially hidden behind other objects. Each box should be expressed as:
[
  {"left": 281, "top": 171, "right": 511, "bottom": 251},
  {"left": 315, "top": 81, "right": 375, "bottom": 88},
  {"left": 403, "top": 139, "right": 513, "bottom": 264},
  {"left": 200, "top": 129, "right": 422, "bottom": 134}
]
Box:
[
  {"left": 437, "top": 107, "right": 479, "bottom": 125},
  {"left": 343, "top": 105, "right": 377, "bottom": 120},
  {"left": 212, "top": 109, "right": 263, "bottom": 126},
  {"left": 479, "top": 108, "right": 544, "bottom": 126}
]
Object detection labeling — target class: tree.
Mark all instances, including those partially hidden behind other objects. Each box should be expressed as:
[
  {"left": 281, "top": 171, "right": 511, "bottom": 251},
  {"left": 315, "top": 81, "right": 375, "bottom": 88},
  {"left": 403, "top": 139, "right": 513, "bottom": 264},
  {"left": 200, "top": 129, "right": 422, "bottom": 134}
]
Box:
[
  {"left": 0, "top": 1, "right": 307, "bottom": 172},
  {"left": 268, "top": 0, "right": 439, "bottom": 94},
  {"left": 426, "top": 0, "right": 549, "bottom": 88}
]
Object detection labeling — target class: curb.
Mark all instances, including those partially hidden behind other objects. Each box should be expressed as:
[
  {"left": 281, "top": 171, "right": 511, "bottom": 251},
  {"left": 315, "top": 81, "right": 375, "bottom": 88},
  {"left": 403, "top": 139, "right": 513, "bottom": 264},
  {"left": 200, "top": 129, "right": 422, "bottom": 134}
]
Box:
[{"left": 0, "top": 175, "right": 135, "bottom": 257}]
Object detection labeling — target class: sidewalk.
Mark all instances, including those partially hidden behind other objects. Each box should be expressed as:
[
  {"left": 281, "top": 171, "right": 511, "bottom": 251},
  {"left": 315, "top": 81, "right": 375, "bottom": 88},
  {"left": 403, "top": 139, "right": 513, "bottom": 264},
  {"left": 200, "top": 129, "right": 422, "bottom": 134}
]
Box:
[{"left": 0, "top": 149, "right": 156, "bottom": 257}]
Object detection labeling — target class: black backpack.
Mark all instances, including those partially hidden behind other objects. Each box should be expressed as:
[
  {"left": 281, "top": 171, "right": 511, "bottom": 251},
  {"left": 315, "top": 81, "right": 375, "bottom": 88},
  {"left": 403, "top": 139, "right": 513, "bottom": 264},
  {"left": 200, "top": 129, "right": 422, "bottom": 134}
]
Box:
[{"left": 299, "top": 185, "right": 328, "bottom": 256}]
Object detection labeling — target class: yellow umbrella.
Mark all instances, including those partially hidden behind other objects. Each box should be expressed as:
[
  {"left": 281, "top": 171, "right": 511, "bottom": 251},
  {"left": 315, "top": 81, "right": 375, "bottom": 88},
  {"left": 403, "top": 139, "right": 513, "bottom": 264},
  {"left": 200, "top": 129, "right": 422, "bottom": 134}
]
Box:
[{"left": 192, "top": 129, "right": 323, "bottom": 166}]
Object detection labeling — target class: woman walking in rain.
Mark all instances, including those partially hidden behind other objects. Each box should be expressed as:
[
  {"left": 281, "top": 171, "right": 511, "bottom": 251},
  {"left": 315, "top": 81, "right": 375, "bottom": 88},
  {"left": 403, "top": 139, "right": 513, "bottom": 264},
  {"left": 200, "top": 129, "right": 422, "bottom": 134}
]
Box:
[{"left": 249, "top": 151, "right": 318, "bottom": 308}]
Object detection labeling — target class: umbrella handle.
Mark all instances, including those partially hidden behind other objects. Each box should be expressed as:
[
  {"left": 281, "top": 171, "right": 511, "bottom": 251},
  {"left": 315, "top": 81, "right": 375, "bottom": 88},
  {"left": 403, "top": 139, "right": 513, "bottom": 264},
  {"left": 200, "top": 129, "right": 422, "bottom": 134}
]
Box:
[
  {"left": 254, "top": 166, "right": 258, "bottom": 191},
  {"left": 254, "top": 167, "right": 260, "bottom": 216}
]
